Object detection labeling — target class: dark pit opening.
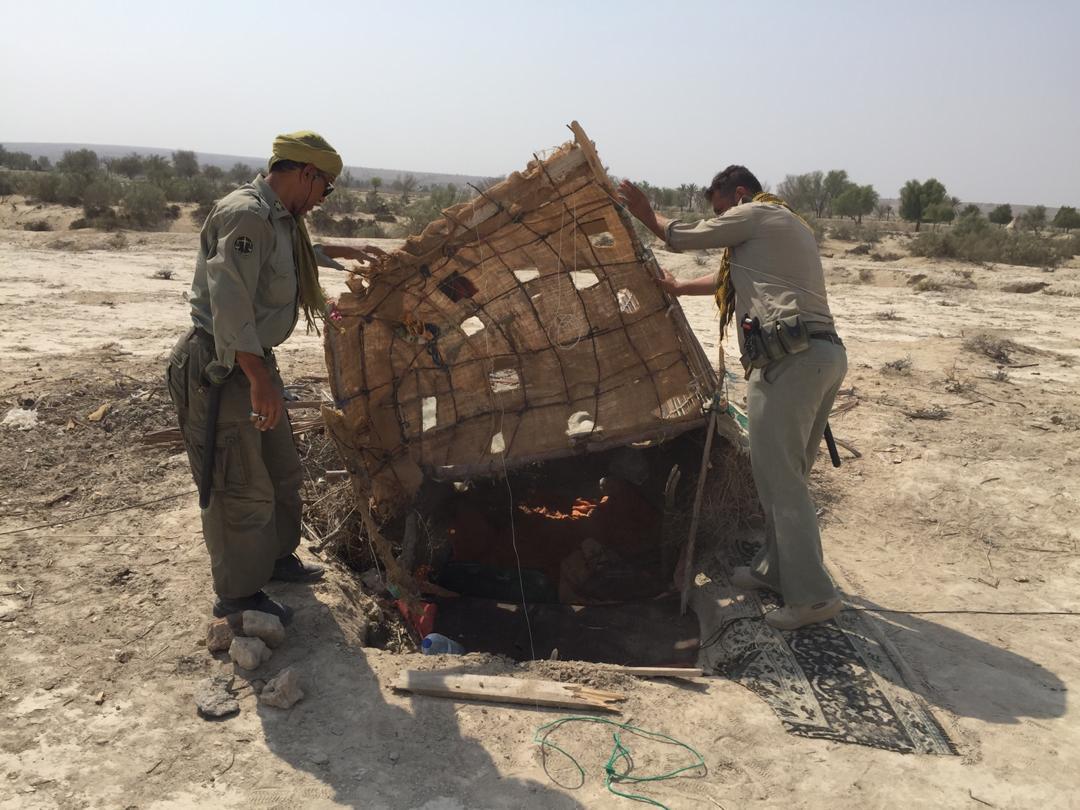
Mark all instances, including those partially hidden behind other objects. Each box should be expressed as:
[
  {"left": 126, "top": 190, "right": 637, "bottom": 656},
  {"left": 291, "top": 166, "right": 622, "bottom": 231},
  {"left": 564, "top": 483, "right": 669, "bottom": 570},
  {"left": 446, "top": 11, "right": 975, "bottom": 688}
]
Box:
[{"left": 301, "top": 420, "right": 754, "bottom": 664}]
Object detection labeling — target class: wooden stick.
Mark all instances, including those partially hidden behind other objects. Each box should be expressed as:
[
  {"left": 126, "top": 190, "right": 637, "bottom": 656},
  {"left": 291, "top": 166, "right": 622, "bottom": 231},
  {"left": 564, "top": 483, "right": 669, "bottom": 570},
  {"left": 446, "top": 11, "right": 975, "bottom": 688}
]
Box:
[
  {"left": 608, "top": 666, "right": 703, "bottom": 679},
  {"left": 680, "top": 408, "right": 718, "bottom": 615},
  {"left": 394, "top": 671, "right": 626, "bottom": 712}
]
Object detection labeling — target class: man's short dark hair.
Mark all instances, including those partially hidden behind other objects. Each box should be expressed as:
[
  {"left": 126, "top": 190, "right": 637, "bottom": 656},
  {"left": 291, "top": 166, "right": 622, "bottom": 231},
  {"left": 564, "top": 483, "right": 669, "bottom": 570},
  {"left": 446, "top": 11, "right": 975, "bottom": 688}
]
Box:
[{"left": 705, "top": 165, "right": 762, "bottom": 197}]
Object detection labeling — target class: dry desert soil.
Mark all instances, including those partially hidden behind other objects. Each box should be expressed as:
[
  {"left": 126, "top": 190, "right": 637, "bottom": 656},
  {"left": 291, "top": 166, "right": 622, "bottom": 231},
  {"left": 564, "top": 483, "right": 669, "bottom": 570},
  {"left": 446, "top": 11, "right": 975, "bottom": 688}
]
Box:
[{"left": 1, "top": 215, "right": 1079, "bottom": 809}]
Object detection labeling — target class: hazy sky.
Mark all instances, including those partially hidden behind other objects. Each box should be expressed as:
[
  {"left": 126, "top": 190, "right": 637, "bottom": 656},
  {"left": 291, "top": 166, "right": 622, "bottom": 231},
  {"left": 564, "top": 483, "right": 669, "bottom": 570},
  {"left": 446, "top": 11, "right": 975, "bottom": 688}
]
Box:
[{"left": 3, "top": 0, "right": 1078, "bottom": 206}]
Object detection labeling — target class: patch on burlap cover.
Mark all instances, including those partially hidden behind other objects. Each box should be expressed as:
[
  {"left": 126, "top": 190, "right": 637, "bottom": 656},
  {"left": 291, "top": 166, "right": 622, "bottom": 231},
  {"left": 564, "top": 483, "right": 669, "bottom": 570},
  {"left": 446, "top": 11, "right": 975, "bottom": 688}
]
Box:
[{"left": 322, "top": 122, "right": 727, "bottom": 514}]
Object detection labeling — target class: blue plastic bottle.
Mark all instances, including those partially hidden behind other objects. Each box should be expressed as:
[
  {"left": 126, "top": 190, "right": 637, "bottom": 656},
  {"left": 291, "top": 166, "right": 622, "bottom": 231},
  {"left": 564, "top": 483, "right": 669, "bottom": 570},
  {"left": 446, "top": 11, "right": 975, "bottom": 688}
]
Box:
[{"left": 421, "top": 633, "right": 465, "bottom": 655}]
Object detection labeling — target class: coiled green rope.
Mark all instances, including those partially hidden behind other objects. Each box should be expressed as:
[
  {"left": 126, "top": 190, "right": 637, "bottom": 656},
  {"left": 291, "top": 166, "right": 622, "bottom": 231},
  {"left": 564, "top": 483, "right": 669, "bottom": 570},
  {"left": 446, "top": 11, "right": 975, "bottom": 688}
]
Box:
[{"left": 533, "top": 716, "right": 706, "bottom": 808}]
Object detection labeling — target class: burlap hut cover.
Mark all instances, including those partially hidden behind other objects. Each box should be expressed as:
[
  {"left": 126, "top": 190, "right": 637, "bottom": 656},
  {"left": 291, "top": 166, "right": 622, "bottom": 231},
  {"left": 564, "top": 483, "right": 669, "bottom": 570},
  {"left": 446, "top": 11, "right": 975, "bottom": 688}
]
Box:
[{"left": 322, "top": 123, "right": 728, "bottom": 515}]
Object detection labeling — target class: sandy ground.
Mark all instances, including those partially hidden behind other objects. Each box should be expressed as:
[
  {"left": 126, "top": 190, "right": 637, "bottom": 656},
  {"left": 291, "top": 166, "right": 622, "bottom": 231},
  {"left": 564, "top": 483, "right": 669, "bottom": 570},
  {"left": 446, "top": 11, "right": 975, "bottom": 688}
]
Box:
[{"left": 1, "top": 225, "right": 1079, "bottom": 809}]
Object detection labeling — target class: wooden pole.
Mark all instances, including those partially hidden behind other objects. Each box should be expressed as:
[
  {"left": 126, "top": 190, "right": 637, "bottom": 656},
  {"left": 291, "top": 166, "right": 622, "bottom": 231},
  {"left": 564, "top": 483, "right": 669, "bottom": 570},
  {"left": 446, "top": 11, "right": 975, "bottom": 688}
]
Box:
[{"left": 680, "top": 408, "right": 718, "bottom": 615}]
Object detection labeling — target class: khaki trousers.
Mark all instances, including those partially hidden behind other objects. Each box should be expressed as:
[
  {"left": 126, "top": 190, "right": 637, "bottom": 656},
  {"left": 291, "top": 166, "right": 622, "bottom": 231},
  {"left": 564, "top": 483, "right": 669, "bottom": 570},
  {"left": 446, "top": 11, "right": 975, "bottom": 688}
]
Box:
[
  {"left": 166, "top": 330, "right": 302, "bottom": 598},
  {"left": 746, "top": 339, "right": 847, "bottom": 607}
]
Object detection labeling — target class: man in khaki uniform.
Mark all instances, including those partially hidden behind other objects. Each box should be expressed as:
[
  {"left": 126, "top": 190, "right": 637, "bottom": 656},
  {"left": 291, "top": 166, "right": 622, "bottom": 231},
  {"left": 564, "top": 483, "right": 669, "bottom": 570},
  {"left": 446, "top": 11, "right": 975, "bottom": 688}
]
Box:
[
  {"left": 167, "top": 131, "right": 380, "bottom": 622},
  {"left": 619, "top": 166, "right": 847, "bottom": 630}
]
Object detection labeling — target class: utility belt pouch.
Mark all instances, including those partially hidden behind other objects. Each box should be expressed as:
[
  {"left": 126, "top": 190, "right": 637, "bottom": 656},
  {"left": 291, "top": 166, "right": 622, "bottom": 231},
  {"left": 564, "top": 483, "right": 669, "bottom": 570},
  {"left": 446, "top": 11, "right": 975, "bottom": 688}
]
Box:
[
  {"left": 739, "top": 314, "right": 810, "bottom": 377},
  {"left": 772, "top": 314, "right": 810, "bottom": 356}
]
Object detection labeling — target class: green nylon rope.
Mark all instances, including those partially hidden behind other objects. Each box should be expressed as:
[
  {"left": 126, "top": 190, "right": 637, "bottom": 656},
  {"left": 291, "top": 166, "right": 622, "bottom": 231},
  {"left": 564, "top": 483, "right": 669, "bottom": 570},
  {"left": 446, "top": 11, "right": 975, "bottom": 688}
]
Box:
[{"left": 533, "top": 716, "right": 706, "bottom": 809}]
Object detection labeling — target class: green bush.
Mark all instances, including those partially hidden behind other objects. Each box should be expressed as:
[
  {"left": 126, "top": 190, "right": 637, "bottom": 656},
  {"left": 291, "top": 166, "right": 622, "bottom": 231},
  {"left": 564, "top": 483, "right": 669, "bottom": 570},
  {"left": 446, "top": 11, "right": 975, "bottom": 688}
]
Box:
[
  {"left": 191, "top": 200, "right": 215, "bottom": 226},
  {"left": 911, "top": 226, "right": 1066, "bottom": 268},
  {"left": 29, "top": 172, "right": 62, "bottom": 203},
  {"left": 0, "top": 171, "right": 14, "bottom": 197},
  {"left": 122, "top": 182, "right": 168, "bottom": 227},
  {"left": 81, "top": 176, "right": 123, "bottom": 216},
  {"left": 163, "top": 176, "right": 220, "bottom": 204}
]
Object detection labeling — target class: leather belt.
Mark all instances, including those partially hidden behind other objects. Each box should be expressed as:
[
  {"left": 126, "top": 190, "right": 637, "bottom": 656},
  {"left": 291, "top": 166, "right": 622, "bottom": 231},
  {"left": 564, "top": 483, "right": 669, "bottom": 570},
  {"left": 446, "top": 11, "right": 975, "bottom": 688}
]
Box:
[{"left": 810, "top": 331, "right": 844, "bottom": 346}]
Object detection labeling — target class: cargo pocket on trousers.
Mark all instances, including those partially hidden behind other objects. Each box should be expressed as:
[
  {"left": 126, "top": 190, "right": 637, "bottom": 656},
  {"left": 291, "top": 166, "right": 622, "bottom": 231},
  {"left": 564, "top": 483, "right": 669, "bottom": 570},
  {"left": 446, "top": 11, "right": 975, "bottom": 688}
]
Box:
[
  {"left": 183, "top": 427, "right": 250, "bottom": 493},
  {"left": 166, "top": 344, "right": 190, "bottom": 416}
]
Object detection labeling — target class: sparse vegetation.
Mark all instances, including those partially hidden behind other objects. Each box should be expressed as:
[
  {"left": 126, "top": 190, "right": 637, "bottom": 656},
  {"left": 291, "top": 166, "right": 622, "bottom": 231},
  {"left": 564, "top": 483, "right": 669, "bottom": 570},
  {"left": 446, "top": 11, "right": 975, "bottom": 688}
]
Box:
[
  {"left": 151, "top": 269, "right": 175, "bottom": 280},
  {"left": 1002, "top": 281, "right": 1049, "bottom": 294},
  {"left": 874, "top": 310, "right": 903, "bottom": 321},
  {"left": 122, "top": 182, "right": 168, "bottom": 227},
  {"left": 911, "top": 211, "right": 1069, "bottom": 268},
  {"left": 914, "top": 277, "right": 945, "bottom": 292},
  {"left": 963, "top": 333, "right": 1024, "bottom": 365},
  {"left": 882, "top": 356, "right": 913, "bottom": 375},
  {"left": 904, "top": 405, "right": 950, "bottom": 420}
]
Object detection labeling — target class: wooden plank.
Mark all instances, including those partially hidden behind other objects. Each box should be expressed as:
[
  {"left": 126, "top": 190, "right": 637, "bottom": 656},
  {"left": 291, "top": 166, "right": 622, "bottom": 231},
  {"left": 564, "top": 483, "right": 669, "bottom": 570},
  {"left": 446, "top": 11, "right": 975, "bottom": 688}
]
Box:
[{"left": 394, "top": 671, "right": 625, "bottom": 713}]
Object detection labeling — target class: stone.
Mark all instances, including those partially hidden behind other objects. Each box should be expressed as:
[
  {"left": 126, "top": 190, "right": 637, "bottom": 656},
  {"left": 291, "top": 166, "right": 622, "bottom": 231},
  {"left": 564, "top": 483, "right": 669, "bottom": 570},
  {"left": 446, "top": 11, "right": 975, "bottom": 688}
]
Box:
[
  {"left": 194, "top": 675, "right": 239, "bottom": 719},
  {"left": 242, "top": 610, "right": 286, "bottom": 648},
  {"left": 229, "top": 637, "right": 271, "bottom": 671},
  {"left": 206, "top": 618, "right": 234, "bottom": 653},
  {"left": 259, "top": 667, "right": 304, "bottom": 709}
]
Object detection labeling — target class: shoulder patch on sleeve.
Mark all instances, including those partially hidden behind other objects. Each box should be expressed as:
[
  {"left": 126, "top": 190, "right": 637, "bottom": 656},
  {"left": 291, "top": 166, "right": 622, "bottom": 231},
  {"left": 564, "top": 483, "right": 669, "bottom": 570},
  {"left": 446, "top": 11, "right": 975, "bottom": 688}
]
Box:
[{"left": 233, "top": 236, "right": 254, "bottom": 255}]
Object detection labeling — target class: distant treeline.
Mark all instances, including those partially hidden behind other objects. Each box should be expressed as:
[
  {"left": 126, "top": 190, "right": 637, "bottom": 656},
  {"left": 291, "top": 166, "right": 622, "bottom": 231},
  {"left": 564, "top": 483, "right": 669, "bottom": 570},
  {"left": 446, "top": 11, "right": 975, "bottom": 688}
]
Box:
[{"left": 0, "top": 145, "right": 485, "bottom": 235}]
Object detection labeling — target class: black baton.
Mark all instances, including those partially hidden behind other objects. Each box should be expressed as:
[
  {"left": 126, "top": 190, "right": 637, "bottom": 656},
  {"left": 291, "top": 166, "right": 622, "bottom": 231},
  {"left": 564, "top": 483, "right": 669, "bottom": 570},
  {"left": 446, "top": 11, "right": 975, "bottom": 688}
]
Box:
[
  {"left": 824, "top": 422, "right": 841, "bottom": 468},
  {"left": 198, "top": 381, "right": 224, "bottom": 509}
]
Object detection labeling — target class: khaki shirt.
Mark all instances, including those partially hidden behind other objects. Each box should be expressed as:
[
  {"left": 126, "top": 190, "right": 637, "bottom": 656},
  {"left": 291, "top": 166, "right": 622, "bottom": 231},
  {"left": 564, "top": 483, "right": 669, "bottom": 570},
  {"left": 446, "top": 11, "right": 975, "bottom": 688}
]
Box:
[
  {"left": 189, "top": 175, "right": 300, "bottom": 371},
  {"left": 666, "top": 202, "right": 836, "bottom": 341}
]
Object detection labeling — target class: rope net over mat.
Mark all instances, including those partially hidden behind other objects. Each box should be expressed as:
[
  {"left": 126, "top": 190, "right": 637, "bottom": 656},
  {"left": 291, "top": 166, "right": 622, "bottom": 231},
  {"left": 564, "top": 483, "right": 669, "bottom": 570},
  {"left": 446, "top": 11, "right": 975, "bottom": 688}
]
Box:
[{"left": 322, "top": 122, "right": 739, "bottom": 517}]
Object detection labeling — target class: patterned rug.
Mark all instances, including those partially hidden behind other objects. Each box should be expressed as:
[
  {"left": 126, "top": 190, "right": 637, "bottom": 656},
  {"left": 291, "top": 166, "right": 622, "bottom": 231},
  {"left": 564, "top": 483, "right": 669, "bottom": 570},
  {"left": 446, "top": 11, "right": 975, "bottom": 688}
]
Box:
[{"left": 692, "top": 543, "right": 956, "bottom": 755}]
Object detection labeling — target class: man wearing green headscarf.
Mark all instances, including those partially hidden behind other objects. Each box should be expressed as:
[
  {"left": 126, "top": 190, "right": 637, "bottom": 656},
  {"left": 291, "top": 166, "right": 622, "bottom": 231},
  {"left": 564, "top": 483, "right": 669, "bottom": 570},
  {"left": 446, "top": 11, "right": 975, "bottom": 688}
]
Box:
[{"left": 166, "top": 131, "right": 383, "bottom": 622}]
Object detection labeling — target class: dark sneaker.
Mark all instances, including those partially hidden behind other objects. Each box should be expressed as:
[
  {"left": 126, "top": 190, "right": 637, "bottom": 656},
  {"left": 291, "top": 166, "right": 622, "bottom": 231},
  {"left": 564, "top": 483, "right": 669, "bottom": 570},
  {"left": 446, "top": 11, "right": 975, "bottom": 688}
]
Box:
[
  {"left": 271, "top": 552, "right": 325, "bottom": 584},
  {"left": 213, "top": 591, "right": 294, "bottom": 625}
]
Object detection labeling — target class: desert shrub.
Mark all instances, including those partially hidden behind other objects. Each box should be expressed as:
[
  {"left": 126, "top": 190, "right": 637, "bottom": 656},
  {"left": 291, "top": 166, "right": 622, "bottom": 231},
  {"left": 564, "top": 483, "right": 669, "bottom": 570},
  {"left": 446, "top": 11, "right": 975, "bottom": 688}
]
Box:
[
  {"left": 871, "top": 251, "right": 903, "bottom": 262},
  {"left": 874, "top": 310, "right": 903, "bottom": 321},
  {"left": 914, "top": 277, "right": 944, "bottom": 292},
  {"left": 122, "top": 182, "right": 168, "bottom": 227},
  {"left": 24, "top": 220, "right": 52, "bottom": 232},
  {"left": 357, "top": 223, "right": 385, "bottom": 239},
  {"left": 963, "top": 333, "right": 1024, "bottom": 365},
  {"left": 882, "top": 356, "right": 912, "bottom": 375},
  {"left": 163, "top": 176, "right": 219, "bottom": 204},
  {"left": 857, "top": 267, "right": 874, "bottom": 283},
  {"left": 1001, "top": 280, "right": 1049, "bottom": 294},
  {"left": 911, "top": 226, "right": 1065, "bottom": 268},
  {"left": 81, "top": 176, "right": 123, "bottom": 216},
  {"left": 70, "top": 209, "right": 120, "bottom": 231},
  {"left": 191, "top": 200, "right": 215, "bottom": 226},
  {"left": 56, "top": 172, "right": 96, "bottom": 206},
  {"left": 831, "top": 221, "right": 855, "bottom": 241},
  {"left": 0, "top": 171, "right": 14, "bottom": 197},
  {"left": 152, "top": 268, "right": 175, "bottom": 280},
  {"left": 320, "top": 190, "right": 359, "bottom": 215},
  {"left": 26, "top": 172, "right": 61, "bottom": 203}
]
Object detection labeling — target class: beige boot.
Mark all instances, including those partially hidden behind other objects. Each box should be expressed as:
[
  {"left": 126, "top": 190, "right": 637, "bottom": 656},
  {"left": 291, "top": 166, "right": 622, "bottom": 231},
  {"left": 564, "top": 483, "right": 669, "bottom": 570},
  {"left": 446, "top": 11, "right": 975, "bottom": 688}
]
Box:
[
  {"left": 731, "top": 566, "right": 777, "bottom": 593},
  {"left": 764, "top": 598, "right": 842, "bottom": 630}
]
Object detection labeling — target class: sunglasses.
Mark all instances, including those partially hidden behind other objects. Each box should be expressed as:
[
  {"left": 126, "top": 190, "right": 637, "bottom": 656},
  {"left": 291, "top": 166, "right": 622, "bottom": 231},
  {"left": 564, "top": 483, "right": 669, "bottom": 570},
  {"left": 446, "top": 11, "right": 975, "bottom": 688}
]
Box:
[{"left": 313, "top": 169, "right": 335, "bottom": 197}]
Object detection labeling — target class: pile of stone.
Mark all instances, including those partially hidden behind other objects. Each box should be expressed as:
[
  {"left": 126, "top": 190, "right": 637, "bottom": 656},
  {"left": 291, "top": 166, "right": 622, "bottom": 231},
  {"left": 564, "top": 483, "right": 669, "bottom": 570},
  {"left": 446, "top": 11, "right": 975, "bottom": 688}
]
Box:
[{"left": 195, "top": 610, "right": 304, "bottom": 719}]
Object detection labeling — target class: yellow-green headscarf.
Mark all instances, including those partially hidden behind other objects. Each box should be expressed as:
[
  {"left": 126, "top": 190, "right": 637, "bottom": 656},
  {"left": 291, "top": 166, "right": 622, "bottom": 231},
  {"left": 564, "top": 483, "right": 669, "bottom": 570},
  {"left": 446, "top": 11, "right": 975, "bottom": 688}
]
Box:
[
  {"left": 268, "top": 131, "right": 343, "bottom": 332},
  {"left": 714, "top": 192, "right": 812, "bottom": 334}
]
